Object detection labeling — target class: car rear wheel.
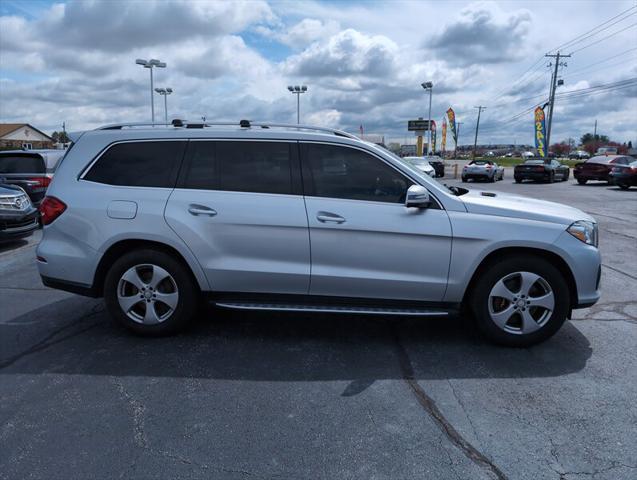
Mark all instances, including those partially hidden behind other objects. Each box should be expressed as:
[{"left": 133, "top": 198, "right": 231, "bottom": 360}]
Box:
[
  {"left": 618, "top": 182, "right": 630, "bottom": 190},
  {"left": 104, "top": 249, "right": 198, "bottom": 336},
  {"left": 469, "top": 255, "right": 570, "bottom": 347},
  {"left": 577, "top": 178, "right": 587, "bottom": 185},
  {"left": 514, "top": 177, "right": 522, "bottom": 183}
]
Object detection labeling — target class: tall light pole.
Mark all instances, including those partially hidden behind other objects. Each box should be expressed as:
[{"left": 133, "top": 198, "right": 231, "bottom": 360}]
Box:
[
  {"left": 421, "top": 82, "right": 433, "bottom": 154},
  {"left": 287, "top": 85, "right": 307, "bottom": 124},
  {"left": 136, "top": 58, "right": 166, "bottom": 122},
  {"left": 472, "top": 106, "right": 486, "bottom": 160},
  {"left": 155, "top": 87, "right": 173, "bottom": 124}
]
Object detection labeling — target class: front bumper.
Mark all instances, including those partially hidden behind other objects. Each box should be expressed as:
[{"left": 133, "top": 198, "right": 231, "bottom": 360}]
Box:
[
  {"left": 0, "top": 209, "right": 39, "bottom": 241},
  {"left": 553, "top": 230, "right": 602, "bottom": 309}
]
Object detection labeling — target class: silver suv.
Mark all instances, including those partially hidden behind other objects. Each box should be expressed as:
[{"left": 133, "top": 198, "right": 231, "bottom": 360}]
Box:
[{"left": 37, "top": 120, "right": 601, "bottom": 346}]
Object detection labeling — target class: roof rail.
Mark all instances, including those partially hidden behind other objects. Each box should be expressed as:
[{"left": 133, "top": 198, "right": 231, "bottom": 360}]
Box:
[{"left": 94, "top": 119, "right": 359, "bottom": 139}]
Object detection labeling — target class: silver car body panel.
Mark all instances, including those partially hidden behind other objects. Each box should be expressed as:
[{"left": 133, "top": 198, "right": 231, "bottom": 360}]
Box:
[{"left": 37, "top": 125, "right": 601, "bottom": 309}]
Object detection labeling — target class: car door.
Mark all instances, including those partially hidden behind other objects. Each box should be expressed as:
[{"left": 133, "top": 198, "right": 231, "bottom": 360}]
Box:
[
  {"left": 165, "top": 140, "right": 311, "bottom": 294},
  {"left": 301, "top": 142, "right": 452, "bottom": 301}
]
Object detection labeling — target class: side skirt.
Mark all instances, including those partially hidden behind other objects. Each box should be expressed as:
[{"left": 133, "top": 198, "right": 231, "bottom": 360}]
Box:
[{"left": 206, "top": 292, "right": 460, "bottom": 317}]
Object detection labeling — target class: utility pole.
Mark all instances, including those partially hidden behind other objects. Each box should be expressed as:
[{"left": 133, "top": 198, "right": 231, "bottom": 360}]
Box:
[
  {"left": 472, "top": 106, "right": 486, "bottom": 160},
  {"left": 593, "top": 119, "right": 597, "bottom": 140},
  {"left": 545, "top": 51, "right": 570, "bottom": 150}
]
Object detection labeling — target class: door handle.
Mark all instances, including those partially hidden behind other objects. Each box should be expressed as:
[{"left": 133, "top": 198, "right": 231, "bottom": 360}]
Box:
[
  {"left": 188, "top": 205, "right": 217, "bottom": 217},
  {"left": 316, "top": 211, "right": 345, "bottom": 224}
]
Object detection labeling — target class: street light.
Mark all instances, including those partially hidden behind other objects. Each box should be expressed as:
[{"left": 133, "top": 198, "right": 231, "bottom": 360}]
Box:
[
  {"left": 421, "top": 81, "right": 433, "bottom": 154},
  {"left": 155, "top": 87, "right": 173, "bottom": 124},
  {"left": 136, "top": 58, "right": 166, "bottom": 123},
  {"left": 287, "top": 85, "right": 308, "bottom": 124}
]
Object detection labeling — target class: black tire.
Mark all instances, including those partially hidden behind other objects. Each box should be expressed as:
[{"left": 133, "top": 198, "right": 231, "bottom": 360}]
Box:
[
  {"left": 489, "top": 174, "right": 496, "bottom": 183},
  {"left": 577, "top": 178, "right": 587, "bottom": 185},
  {"left": 469, "top": 255, "right": 570, "bottom": 347},
  {"left": 514, "top": 177, "right": 522, "bottom": 184},
  {"left": 548, "top": 172, "right": 555, "bottom": 183},
  {"left": 461, "top": 177, "right": 467, "bottom": 183},
  {"left": 104, "top": 249, "right": 198, "bottom": 336},
  {"left": 618, "top": 182, "right": 630, "bottom": 190}
]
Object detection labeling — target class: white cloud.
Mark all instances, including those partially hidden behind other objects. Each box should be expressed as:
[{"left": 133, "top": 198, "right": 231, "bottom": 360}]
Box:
[{"left": 0, "top": 0, "right": 635, "bottom": 146}]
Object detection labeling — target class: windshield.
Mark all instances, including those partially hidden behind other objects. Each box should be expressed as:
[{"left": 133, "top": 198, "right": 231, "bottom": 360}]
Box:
[{"left": 383, "top": 150, "right": 467, "bottom": 196}]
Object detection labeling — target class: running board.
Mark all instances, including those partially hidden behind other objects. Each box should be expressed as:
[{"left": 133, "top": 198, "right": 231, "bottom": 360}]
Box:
[{"left": 215, "top": 302, "right": 450, "bottom": 316}]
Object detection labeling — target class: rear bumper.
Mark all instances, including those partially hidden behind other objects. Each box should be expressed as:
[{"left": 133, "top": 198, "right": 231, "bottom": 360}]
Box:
[
  {"left": 40, "top": 275, "right": 99, "bottom": 297},
  {"left": 462, "top": 173, "right": 492, "bottom": 180},
  {"left": 574, "top": 171, "right": 610, "bottom": 181},
  {"left": 514, "top": 171, "right": 549, "bottom": 181},
  {"left": 609, "top": 173, "right": 637, "bottom": 185}
]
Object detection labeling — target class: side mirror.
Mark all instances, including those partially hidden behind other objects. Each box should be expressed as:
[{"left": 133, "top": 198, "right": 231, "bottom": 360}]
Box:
[{"left": 405, "top": 185, "right": 431, "bottom": 208}]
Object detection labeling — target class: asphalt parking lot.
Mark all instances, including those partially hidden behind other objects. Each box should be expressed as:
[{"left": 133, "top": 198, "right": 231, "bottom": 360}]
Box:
[{"left": 1, "top": 169, "right": 636, "bottom": 480}]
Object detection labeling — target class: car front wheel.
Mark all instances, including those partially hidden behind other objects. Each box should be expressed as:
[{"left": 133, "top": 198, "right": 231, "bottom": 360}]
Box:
[
  {"left": 104, "top": 249, "right": 198, "bottom": 336},
  {"left": 469, "top": 255, "right": 570, "bottom": 347},
  {"left": 577, "top": 178, "right": 587, "bottom": 185}
]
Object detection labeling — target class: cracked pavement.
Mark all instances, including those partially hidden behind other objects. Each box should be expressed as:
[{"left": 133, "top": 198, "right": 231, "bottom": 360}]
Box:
[{"left": 1, "top": 172, "right": 636, "bottom": 479}]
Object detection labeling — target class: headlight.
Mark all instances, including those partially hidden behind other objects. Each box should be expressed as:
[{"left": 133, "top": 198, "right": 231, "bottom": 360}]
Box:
[{"left": 567, "top": 220, "right": 598, "bottom": 247}]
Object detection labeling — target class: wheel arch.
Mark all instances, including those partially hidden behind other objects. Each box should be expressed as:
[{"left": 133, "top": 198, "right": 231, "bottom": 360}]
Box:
[
  {"left": 462, "top": 246, "right": 578, "bottom": 310},
  {"left": 93, "top": 239, "right": 207, "bottom": 297}
]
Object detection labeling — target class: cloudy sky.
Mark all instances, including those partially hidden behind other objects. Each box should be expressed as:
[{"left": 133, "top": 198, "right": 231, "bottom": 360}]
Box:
[{"left": 0, "top": 0, "right": 635, "bottom": 146}]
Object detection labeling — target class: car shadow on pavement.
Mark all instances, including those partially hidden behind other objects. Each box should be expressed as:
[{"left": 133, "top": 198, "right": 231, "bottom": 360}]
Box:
[
  {"left": 0, "top": 297, "right": 592, "bottom": 391},
  {"left": 0, "top": 239, "right": 28, "bottom": 254}
]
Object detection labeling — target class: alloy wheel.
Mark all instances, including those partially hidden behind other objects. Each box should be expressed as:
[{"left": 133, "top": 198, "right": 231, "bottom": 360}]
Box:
[
  {"left": 487, "top": 271, "right": 555, "bottom": 335},
  {"left": 117, "top": 264, "right": 179, "bottom": 324}
]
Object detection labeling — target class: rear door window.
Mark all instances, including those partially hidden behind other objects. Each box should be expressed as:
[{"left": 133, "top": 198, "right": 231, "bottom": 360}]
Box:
[
  {"left": 0, "top": 154, "right": 45, "bottom": 174},
  {"left": 181, "top": 141, "right": 297, "bottom": 195},
  {"left": 84, "top": 141, "right": 186, "bottom": 187}
]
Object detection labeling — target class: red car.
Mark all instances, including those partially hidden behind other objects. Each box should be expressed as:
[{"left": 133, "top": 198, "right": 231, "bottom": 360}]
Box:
[{"left": 573, "top": 155, "right": 634, "bottom": 185}]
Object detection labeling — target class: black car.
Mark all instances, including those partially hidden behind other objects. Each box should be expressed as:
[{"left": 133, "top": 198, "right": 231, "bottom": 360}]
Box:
[
  {"left": 0, "top": 183, "right": 39, "bottom": 242},
  {"left": 0, "top": 149, "right": 65, "bottom": 207},
  {"left": 424, "top": 155, "right": 445, "bottom": 177},
  {"left": 514, "top": 159, "right": 569, "bottom": 183},
  {"left": 609, "top": 159, "right": 637, "bottom": 190}
]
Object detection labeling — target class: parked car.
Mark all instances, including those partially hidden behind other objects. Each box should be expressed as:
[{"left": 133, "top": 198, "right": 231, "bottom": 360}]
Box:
[
  {"left": 0, "top": 183, "right": 39, "bottom": 242},
  {"left": 0, "top": 149, "right": 66, "bottom": 207},
  {"left": 461, "top": 160, "right": 504, "bottom": 182},
  {"left": 514, "top": 159, "right": 570, "bottom": 183},
  {"left": 401, "top": 156, "right": 435, "bottom": 177},
  {"left": 37, "top": 119, "right": 601, "bottom": 347},
  {"left": 521, "top": 151, "right": 535, "bottom": 159},
  {"left": 568, "top": 150, "right": 590, "bottom": 160},
  {"left": 573, "top": 155, "right": 634, "bottom": 185},
  {"left": 595, "top": 147, "right": 618, "bottom": 156},
  {"left": 609, "top": 159, "right": 637, "bottom": 190},
  {"left": 424, "top": 155, "right": 445, "bottom": 177}
]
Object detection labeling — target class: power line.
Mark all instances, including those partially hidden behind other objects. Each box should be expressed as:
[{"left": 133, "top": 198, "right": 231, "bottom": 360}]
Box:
[
  {"left": 486, "top": 7, "right": 637, "bottom": 104},
  {"left": 563, "top": 51, "right": 637, "bottom": 79},
  {"left": 549, "top": 6, "right": 637, "bottom": 53},
  {"left": 570, "top": 22, "right": 637, "bottom": 54}
]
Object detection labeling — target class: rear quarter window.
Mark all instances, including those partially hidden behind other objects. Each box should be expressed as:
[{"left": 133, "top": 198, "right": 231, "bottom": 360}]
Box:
[
  {"left": 0, "top": 154, "right": 46, "bottom": 174},
  {"left": 83, "top": 141, "right": 186, "bottom": 187}
]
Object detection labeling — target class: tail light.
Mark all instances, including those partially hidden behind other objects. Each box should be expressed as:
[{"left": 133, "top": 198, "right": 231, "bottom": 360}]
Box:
[
  {"left": 29, "top": 176, "right": 52, "bottom": 189},
  {"left": 39, "top": 196, "right": 66, "bottom": 225},
  {"left": 535, "top": 166, "right": 545, "bottom": 172}
]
